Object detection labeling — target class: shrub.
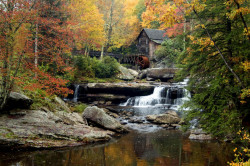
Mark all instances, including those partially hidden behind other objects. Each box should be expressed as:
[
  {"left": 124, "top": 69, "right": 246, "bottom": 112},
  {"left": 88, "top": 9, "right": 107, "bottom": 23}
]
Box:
[
  {"left": 73, "top": 103, "right": 88, "bottom": 113},
  {"left": 73, "top": 55, "right": 119, "bottom": 79}
]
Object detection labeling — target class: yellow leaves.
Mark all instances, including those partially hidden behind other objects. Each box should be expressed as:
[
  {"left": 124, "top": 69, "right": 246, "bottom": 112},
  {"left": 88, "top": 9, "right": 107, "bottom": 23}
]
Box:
[
  {"left": 243, "top": 28, "right": 250, "bottom": 37},
  {"left": 240, "top": 88, "right": 250, "bottom": 100},
  {"left": 142, "top": 0, "right": 184, "bottom": 29},
  {"left": 230, "top": 130, "right": 250, "bottom": 166},
  {"left": 242, "top": 61, "right": 250, "bottom": 71},
  {"left": 68, "top": 0, "right": 106, "bottom": 49}
]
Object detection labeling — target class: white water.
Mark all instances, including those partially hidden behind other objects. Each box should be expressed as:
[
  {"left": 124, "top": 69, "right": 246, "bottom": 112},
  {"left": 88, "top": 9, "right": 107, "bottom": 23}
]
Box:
[
  {"left": 72, "top": 85, "right": 80, "bottom": 102},
  {"left": 121, "top": 79, "right": 191, "bottom": 111}
]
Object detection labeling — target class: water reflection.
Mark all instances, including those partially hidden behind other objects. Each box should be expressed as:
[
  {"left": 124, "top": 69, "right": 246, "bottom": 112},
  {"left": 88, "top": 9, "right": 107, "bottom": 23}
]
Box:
[{"left": 0, "top": 130, "right": 233, "bottom": 166}]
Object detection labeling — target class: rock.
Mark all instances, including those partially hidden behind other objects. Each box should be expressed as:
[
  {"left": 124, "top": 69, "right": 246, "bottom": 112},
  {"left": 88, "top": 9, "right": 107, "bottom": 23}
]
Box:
[
  {"left": 146, "top": 112, "right": 181, "bottom": 124},
  {"left": 146, "top": 68, "right": 178, "bottom": 81},
  {"left": 105, "top": 101, "right": 112, "bottom": 106},
  {"left": 86, "top": 83, "right": 154, "bottom": 96},
  {"left": 83, "top": 106, "right": 128, "bottom": 133},
  {"left": 86, "top": 94, "right": 127, "bottom": 105},
  {"left": 128, "top": 69, "right": 139, "bottom": 77},
  {"left": 0, "top": 109, "right": 114, "bottom": 148},
  {"left": 117, "top": 65, "right": 137, "bottom": 81},
  {"left": 161, "top": 124, "right": 169, "bottom": 128},
  {"left": 137, "top": 69, "right": 147, "bottom": 79},
  {"left": 189, "top": 129, "right": 212, "bottom": 140},
  {"left": 54, "top": 97, "right": 71, "bottom": 112},
  {"left": 55, "top": 111, "right": 87, "bottom": 125},
  {"left": 171, "top": 124, "right": 181, "bottom": 129},
  {"left": 165, "top": 110, "right": 179, "bottom": 117},
  {"left": 4, "top": 92, "right": 33, "bottom": 110}
]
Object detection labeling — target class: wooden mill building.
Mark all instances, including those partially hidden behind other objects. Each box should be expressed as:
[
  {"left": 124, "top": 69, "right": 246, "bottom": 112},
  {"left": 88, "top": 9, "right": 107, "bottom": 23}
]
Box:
[{"left": 136, "top": 28, "right": 168, "bottom": 61}]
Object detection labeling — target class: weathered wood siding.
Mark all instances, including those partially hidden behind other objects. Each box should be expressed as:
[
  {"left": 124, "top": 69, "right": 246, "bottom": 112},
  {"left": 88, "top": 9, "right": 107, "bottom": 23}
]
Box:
[{"left": 137, "top": 30, "right": 160, "bottom": 61}]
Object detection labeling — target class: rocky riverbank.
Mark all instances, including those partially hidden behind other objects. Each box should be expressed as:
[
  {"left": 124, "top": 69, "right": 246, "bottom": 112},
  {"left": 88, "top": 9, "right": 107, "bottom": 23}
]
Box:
[{"left": 0, "top": 93, "right": 128, "bottom": 150}]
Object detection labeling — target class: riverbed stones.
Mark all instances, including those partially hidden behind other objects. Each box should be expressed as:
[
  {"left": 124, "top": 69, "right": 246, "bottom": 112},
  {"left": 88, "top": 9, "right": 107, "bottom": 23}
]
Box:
[
  {"left": 188, "top": 129, "right": 212, "bottom": 140},
  {"left": 146, "top": 112, "right": 181, "bottom": 125},
  {"left": 83, "top": 106, "right": 128, "bottom": 133}
]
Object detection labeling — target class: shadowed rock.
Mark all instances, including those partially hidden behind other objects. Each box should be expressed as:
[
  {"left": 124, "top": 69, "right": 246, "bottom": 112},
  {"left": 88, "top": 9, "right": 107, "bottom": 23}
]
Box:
[{"left": 4, "top": 92, "right": 33, "bottom": 110}]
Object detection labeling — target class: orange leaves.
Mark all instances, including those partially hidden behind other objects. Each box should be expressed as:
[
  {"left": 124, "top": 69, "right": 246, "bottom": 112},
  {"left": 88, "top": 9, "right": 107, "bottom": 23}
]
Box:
[{"left": 142, "top": 0, "right": 188, "bottom": 34}]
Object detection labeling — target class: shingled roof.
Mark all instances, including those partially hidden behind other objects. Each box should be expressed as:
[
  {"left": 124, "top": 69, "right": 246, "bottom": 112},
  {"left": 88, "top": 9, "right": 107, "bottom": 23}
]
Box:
[{"left": 139, "top": 28, "right": 168, "bottom": 44}]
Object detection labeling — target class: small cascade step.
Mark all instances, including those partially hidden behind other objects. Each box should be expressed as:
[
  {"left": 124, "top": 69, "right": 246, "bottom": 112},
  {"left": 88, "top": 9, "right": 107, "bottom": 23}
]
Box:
[{"left": 121, "top": 85, "right": 190, "bottom": 109}]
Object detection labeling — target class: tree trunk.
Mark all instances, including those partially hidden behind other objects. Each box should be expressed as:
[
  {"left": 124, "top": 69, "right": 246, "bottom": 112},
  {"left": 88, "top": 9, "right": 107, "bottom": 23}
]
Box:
[{"left": 34, "top": 22, "right": 38, "bottom": 77}]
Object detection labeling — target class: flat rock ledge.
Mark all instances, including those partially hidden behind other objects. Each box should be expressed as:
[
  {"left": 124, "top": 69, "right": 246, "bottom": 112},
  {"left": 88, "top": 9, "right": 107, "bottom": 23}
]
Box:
[{"left": 0, "top": 109, "right": 114, "bottom": 149}]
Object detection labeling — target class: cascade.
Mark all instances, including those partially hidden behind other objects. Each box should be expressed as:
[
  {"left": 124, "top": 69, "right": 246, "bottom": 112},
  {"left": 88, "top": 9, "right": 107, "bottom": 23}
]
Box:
[
  {"left": 121, "top": 80, "right": 190, "bottom": 111},
  {"left": 72, "top": 85, "right": 80, "bottom": 102}
]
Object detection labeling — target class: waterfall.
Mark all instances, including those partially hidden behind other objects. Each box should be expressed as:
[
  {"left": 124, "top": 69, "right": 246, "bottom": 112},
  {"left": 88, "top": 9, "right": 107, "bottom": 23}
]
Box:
[
  {"left": 121, "top": 84, "right": 190, "bottom": 110},
  {"left": 72, "top": 85, "right": 80, "bottom": 102}
]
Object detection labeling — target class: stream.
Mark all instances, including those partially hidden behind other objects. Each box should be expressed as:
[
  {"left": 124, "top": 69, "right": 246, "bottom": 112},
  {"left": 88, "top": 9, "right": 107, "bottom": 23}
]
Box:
[
  {"left": 0, "top": 80, "right": 235, "bottom": 166},
  {"left": 0, "top": 130, "right": 233, "bottom": 166}
]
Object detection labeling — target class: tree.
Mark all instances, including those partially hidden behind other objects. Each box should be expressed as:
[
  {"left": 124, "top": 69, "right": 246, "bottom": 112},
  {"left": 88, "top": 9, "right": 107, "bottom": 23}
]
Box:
[
  {"left": 97, "top": 0, "right": 140, "bottom": 55},
  {"left": 0, "top": 0, "right": 73, "bottom": 110},
  {"left": 0, "top": 0, "right": 38, "bottom": 109},
  {"left": 68, "top": 0, "right": 105, "bottom": 55},
  {"left": 142, "top": 0, "right": 250, "bottom": 138}
]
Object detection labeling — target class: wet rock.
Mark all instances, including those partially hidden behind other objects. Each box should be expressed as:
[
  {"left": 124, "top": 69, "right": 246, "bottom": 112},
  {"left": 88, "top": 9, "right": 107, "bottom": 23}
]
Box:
[
  {"left": 0, "top": 109, "right": 114, "bottom": 149},
  {"left": 4, "top": 92, "right": 33, "bottom": 110},
  {"left": 146, "top": 112, "right": 181, "bottom": 125},
  {"left": 189, "top": 129, "right": 212, "bottom": 140},
  {"left": 83, "top": 106, "right": 128, "bottom": 133}
]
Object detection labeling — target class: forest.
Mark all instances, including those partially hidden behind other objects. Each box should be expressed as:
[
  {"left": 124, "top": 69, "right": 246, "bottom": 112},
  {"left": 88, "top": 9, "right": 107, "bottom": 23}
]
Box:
[{"left": 0, "top": 0, "right": 249, "bottom": 164}]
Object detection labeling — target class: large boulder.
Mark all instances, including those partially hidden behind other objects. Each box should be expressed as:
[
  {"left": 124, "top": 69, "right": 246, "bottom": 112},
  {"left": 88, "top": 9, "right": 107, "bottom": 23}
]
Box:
[
  {"left": 83, "top": 106, "right": 128, "bottom": 133},
  {"left": 4, "top": 92, "right": 33, "bottom": 110},
  {"left": 146, "top": 68, "right": 178, "bottom": 81},
  {"left": 0, "top": 109, "right": 114, "bottom": 148},
  {"left": 146, "top": 111, "right": 181, "bottom": 124},
  {"left": 117, "top": 65, "right": 138, "bottom": 81},
  {"left": 188, "top": 129, "right": 212, "bottom": 140}
]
